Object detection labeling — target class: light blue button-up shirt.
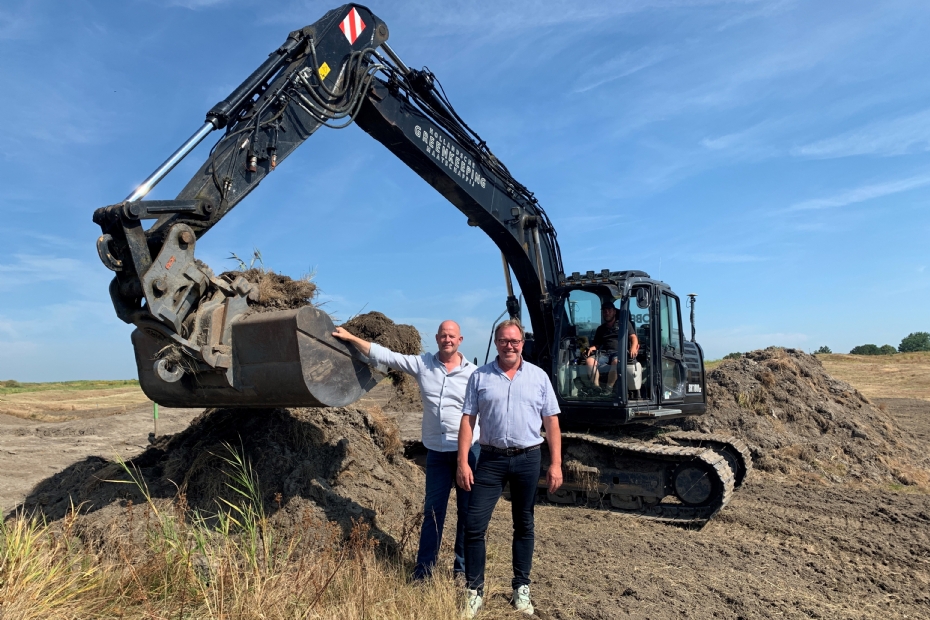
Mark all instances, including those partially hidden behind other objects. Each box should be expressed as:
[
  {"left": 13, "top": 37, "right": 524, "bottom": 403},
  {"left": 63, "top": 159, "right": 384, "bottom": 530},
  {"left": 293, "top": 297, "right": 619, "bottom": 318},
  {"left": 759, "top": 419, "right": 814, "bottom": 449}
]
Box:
[
  {"left": 368, "top": 342, "right": 479, "bottom": 452},
  {"left": 462, "top": 357, "right": 560, "bottom": 450}
]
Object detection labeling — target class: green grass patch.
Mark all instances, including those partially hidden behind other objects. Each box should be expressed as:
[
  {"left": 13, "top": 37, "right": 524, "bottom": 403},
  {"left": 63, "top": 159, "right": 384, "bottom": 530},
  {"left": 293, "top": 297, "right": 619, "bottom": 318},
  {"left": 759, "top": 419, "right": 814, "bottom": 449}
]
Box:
[
  {"left": 704, "top": 359, "right": 724, "bottom": 371},
  {"left": 0, "top": 379, "right": 140, "bottom": 396}
]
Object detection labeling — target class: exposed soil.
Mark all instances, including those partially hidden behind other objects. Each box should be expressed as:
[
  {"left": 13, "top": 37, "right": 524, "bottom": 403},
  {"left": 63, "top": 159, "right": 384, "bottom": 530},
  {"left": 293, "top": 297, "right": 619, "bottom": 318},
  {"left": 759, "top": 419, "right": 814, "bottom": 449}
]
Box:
[
  {"left": 219, "top": 268, "right": 318, "bottom": 312},
  {"left": 2, "top": 350, "right": 928, "bottom": 618},
  {"left": 343, "top": 311, "right": 421, "bottom": 356},
  {"left": 676, "top": 347, "right": 930, "bottom": 487},
  {"left": 14, "top": 405, "right": 421, "bottom": 552},
  {"left": 0, "top": 386, "right": 150, "bottom": 421},
  {"left": 343, "top": 311, "right": 424, "bottom": 412}
]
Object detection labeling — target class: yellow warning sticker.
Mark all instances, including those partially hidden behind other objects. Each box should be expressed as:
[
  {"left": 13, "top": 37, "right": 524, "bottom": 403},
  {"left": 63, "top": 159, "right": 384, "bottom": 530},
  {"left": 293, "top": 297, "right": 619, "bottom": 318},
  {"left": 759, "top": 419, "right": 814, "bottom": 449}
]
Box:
[{"left": 318, "top": 62, "right": 331, "bottom": 81}]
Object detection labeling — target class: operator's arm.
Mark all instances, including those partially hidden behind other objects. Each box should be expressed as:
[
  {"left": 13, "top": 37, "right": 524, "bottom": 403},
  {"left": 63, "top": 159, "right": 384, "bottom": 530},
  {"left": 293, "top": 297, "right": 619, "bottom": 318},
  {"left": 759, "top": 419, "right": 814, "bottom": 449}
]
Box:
[
  {"left": 629, "top": 332, "right": 639, "bottom": 358},
  {"left": 456, "top": 415, "right": 477, "bottom": 491},
  {"left": 332, "top": 327, "right": 372, "bottom": 356},
  {"left": 588, "top": 324, "right": 604, "bottom": 355},
  {"left": 542, "top": 415, "right": 562, "bottom": 493}
]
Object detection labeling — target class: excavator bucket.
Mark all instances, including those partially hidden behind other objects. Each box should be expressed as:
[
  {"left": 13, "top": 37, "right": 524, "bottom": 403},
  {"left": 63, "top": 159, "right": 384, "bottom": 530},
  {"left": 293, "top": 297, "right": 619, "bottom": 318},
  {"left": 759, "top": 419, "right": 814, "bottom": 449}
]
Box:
[{"left": 131, "top": 305, "right": 381, "bottom": 408}]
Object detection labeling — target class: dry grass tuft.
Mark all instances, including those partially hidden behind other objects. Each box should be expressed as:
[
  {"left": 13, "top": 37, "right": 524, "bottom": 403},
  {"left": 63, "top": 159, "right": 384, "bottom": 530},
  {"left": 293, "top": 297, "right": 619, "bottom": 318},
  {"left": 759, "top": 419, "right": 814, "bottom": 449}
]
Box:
[
  {"left": 364, "top": 405, "right": 404, "bottom": 460},
  {"left": 0, "top": 446, "right": 462, "bottom": 619}
]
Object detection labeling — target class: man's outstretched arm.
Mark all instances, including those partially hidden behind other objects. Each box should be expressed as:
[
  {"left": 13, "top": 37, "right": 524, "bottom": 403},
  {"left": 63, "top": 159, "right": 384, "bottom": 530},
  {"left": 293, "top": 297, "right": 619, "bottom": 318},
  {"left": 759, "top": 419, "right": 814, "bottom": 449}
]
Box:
[{"left": 332, "top": 326, "right": 372, "bottom": 356}]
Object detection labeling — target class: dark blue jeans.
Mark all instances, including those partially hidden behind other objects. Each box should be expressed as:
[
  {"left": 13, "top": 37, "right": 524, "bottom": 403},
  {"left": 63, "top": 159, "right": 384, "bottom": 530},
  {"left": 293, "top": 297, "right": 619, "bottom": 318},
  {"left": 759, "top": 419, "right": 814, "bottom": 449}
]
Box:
[
  {"left": 413, "top": 444, "right": 479, "bottom": 579},
  {"left": 464, "top": 446, "right": 541, "bottom": 595}
]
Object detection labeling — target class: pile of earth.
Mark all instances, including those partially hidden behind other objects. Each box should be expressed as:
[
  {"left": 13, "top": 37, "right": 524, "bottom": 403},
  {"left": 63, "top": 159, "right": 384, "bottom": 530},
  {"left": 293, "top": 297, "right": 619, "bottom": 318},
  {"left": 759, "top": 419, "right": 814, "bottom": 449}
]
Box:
[
  {"left": 676, "top": 347, "right": 930, "bottom": 487},
  {"left": 219, "top": 267, "right": 317, "bottom": 311},
  {"left": 19, "top": 405, "right": 421, "bottom": 551},
  {"left": 343, "top": 311, "right": 424, "bottom": 412}
]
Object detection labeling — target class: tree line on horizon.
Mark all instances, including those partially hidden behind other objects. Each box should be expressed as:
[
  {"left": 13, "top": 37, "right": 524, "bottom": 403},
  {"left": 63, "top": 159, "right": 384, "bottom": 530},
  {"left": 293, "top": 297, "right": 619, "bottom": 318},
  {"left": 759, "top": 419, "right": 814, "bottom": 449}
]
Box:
[{"left": 813, "top": 331, "right": 930, "bottom": 356}]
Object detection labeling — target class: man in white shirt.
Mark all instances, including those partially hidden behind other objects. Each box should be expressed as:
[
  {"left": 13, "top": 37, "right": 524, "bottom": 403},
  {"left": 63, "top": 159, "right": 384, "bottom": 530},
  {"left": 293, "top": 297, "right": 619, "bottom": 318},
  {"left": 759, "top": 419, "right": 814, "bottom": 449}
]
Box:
[
  {"left": 456, "top": 320, "right": 562, "bottom": 617},
  {"left": 334, "top": 320, "right": 479, "bottom": 580}
]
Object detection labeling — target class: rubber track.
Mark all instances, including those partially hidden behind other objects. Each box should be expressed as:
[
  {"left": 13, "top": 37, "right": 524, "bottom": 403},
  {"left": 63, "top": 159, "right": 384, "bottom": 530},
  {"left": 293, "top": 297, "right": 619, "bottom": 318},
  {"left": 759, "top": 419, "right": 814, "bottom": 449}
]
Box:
[
  {"left": 559, "top": 432, "right": 736, "bottom": 525},
  {"left": 661, "top": 431, "right": 753, "bottom": 488}
]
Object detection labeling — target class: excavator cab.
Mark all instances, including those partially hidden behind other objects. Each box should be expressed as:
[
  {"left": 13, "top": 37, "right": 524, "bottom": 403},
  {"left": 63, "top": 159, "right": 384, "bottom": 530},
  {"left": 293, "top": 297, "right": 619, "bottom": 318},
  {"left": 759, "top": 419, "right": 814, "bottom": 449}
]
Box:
[{"left": 552, "top": 272, "right": 706, "bottom": 428}]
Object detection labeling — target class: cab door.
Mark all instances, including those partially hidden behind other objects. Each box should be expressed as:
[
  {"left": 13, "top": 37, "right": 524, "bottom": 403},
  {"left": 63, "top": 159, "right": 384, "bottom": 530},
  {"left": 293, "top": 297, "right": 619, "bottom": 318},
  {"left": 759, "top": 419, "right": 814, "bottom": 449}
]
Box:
[{"left": 659, "top": 292, "right": 687, "bottom": 403}]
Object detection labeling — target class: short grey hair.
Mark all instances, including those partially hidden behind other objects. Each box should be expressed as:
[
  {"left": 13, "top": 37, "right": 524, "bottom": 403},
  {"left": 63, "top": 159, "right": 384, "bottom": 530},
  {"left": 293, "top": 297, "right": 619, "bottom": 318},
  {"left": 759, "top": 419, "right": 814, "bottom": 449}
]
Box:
[{"left": 494, "top": 319, "right": 525, "bottom": 340}]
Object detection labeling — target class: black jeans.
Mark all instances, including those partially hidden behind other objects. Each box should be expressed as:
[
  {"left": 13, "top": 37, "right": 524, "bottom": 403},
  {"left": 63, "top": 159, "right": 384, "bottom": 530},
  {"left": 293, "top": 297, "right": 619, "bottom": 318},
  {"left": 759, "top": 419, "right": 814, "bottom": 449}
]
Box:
[
  {"left": 463, "top": 446, "right": 541, "bottom": 594},
  {"left": 413, "top": 445, "right": 479, "bottom": 579}
]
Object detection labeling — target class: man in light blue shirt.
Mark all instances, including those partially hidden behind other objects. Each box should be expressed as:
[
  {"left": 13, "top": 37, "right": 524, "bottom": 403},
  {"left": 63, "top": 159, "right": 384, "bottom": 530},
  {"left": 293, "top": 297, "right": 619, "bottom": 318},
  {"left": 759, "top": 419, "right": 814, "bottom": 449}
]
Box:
[
  {"left": 333, "top": 320, "right": 479, "bottom": 580},
  {"left": 456, "top": 319, "right": 562, "bottom": 617}
]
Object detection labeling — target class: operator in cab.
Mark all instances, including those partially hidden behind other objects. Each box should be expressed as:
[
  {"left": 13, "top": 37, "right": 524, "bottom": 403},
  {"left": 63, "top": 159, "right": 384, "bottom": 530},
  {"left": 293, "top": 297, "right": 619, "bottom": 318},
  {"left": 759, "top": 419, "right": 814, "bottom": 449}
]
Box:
[{"left": 585, "top": 301, "right": 639, "bottom": 390}]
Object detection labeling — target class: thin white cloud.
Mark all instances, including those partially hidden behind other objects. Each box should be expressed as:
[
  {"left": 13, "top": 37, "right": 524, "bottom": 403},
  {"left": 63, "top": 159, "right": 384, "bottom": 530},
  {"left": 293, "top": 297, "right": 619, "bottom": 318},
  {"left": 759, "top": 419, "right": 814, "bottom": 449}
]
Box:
[
  {"left": 0, "top": 6, "right": 36, "bottom": 40},
  {"left": 787, "top": 173, "right": 930, "bottom": 211},
  {"left": 0, "top": 300, "right": 116, "bottom": 340},
  {"left": 265, "top": 0, "right": 771, "bottom": 32},
  {"left": 692, "top": 253, "right": 766, "bottom": 263},
  {"left": 701, "top": 325, "right": 809, "bottom": 358},
  {"left": 0, "top": 254, "right": 87, "bottom": 289},
  {"left": 166, "top": 0, "right": 234, "bottom": 8},
  {"left": 792, "top": 109, "right": 930, "bottom": 159},
  {"left": 572, "top": 47, "right": 672, "bottom": 94}
]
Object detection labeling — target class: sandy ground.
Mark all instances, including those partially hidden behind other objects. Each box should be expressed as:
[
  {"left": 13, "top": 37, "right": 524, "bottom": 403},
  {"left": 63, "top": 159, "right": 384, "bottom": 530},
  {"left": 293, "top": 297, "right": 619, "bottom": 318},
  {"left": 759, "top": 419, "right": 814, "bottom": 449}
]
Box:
[
  {"left": 0, "top": 403, "right": 202, "bottom": 513},
  {"left": 0, "top": 386, "right": 151, "bottom": 421},
  {"left": 2, "top": 387, "right": 928, "bottom": 619},
  {"left": 820, "top": 352, "right": 930, "bottom": 402}
]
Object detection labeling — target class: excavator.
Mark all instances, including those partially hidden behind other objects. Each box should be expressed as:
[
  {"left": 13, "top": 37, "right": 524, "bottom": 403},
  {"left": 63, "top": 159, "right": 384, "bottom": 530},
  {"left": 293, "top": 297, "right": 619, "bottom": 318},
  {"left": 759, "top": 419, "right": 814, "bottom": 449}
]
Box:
[{"left": 93, "top": 4, "right": 750, "bottom": 524}]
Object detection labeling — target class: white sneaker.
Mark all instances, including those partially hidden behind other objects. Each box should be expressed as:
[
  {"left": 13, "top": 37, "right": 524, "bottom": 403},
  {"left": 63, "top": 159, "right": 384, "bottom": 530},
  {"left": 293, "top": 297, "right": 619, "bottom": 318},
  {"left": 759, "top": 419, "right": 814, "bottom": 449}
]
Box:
[
  {"left": 512, "top": 584, "right": 534, "bottom": 615},
  {"left": 462, "top": 588, "right": 483, "bottom": 618}
]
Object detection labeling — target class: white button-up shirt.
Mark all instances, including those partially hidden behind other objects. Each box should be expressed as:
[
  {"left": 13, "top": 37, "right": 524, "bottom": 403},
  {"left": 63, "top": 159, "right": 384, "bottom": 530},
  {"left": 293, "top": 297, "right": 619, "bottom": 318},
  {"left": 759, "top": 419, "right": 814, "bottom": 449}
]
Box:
[
  {"left": 462, "top": 357, "right": 560, "bottom": 449},
  {"left": 368, "top": 342, "right": 479, "bottom": 452}
]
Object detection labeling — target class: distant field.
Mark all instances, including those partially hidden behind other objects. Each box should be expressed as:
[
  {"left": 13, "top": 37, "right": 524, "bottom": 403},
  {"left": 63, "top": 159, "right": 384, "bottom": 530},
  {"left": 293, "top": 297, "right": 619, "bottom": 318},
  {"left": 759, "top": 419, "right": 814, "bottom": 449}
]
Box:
[
  {"left": 818, "top": 351, "right": 930, "bottom": 401},
  {"left": 0, "top": 379, "right": 148, "bottom": 421},
  {"left": 3, "top": 349, "right": 927, "bottom": 421},
  {"left": 708, "top": 351, "right": 930, "bottom": 401},
  {"left": 0, "top": 379, "right": 138, "bottom": 395}
]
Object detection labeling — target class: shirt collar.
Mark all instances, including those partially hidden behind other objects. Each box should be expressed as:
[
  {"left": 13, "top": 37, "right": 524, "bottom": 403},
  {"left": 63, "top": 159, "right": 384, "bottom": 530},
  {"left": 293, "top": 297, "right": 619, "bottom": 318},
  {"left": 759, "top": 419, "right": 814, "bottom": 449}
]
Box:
[
  {"left": 433, "top": 351, "right": 470, "bottom": 369},
  {"left": 492, "top": 356, "right": 523, "bottom": 375}
]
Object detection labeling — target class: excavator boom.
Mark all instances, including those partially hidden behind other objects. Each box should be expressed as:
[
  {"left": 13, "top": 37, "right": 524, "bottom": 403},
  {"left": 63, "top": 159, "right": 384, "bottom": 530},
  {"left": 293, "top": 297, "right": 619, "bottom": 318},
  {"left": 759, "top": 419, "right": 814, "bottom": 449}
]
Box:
[{"left": 93, "top": 4, "right": 562, "bottom": 407}]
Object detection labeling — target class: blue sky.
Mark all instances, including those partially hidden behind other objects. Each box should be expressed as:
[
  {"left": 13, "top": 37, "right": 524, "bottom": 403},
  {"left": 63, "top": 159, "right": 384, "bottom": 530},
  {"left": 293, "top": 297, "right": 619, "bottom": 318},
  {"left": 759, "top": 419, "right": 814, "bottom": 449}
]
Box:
[{"left": 1, "top": 0, "right": 928, "bottom": 381}]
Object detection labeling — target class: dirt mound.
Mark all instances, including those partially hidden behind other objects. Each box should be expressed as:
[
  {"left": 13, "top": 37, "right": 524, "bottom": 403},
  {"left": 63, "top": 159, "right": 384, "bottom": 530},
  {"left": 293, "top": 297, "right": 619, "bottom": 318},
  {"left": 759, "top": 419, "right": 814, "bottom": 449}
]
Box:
[
  {"left": 18, "top": 406, "right": 422, "bottom": 548},
  {"left": 343, "top": 311, "right": 421, "bottom": 356},
  {"left": 677, "top": 347, "right": 930, "bottom": 486},
  {"left": 344, "top": 312, "right": 424, "bottom": 412},
  {"left": 219, "top": 268, "right": 318, "bottom": 311}
]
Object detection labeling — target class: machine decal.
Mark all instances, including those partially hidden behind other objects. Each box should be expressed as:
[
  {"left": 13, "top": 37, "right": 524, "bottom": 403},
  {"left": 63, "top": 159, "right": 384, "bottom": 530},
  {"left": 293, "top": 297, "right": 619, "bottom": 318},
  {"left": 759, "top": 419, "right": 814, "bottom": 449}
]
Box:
[
  {"left": 318, "top": 61, "right": 331, "bottom": 80},
  {"left": 688, "top": 384, "right": 702, "bottom": 393},
  {"left": 415, "top": 125, "right": 487, "bottom": 189},
  {"left": 340, "top": 8, "right": 366, "bottom": 45}
]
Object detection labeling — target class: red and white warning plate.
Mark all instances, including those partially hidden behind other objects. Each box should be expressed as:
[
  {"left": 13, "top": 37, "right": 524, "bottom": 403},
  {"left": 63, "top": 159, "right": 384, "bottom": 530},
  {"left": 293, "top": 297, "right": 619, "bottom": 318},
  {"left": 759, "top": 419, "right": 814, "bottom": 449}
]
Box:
[{"left": 340, "top": 7, "right": 366, "bottom": 45}]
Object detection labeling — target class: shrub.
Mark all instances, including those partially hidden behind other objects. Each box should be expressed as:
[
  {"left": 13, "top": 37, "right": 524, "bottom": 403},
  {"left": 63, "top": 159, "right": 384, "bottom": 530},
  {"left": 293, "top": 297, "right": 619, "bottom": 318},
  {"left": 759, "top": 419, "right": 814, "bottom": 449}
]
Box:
[
  {"left": 898, "top": 331, "right": 930, "bottom": 353},
  {"left": 878, "top": 344, "right": 897, "bottom": 355},
  {"left": 723, "top": 352, "right": 741, "bottom": 360},
  {"left": 850, "top": 344, "right": 881, "bottom": 355},
  {"left": 813, "top": 346, "right": 832, "bottom": 354}
]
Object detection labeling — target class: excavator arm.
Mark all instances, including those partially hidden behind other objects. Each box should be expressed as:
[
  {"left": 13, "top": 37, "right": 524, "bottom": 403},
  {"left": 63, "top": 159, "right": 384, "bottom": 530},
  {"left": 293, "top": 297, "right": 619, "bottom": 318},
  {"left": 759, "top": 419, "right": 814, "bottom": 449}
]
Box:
[{"left": 93, "top": 4, "right": 563, "bottom": 407}]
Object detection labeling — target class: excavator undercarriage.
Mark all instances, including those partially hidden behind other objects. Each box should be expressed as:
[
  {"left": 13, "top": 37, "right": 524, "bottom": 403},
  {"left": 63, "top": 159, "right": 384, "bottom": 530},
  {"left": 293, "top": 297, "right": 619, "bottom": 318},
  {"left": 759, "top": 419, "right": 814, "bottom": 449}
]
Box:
[{"left": 539, "top": 430, "right": 752, "bottom": 525}]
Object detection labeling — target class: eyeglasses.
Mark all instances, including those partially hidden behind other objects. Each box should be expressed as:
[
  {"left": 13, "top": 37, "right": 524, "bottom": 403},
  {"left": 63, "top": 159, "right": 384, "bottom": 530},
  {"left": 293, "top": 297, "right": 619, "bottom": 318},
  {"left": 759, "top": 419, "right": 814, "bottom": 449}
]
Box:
[{"left": 495, "top": 339, "right": 524, "bottom": 348}]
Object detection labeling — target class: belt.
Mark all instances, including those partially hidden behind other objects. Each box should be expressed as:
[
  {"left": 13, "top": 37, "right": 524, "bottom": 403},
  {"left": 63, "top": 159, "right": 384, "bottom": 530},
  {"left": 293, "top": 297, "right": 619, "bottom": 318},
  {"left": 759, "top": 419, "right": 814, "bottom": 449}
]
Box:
[{"left": 479, "top": 443, "right": 542, "bottom": 456}]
